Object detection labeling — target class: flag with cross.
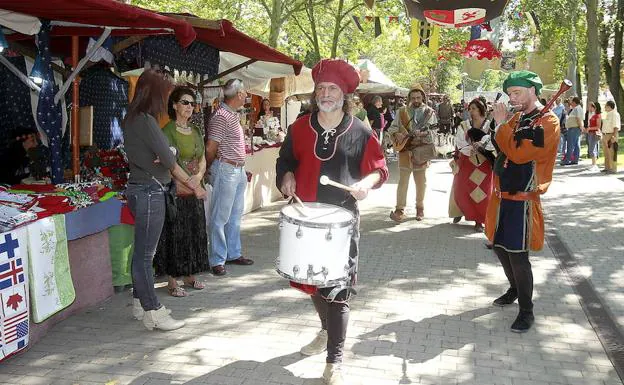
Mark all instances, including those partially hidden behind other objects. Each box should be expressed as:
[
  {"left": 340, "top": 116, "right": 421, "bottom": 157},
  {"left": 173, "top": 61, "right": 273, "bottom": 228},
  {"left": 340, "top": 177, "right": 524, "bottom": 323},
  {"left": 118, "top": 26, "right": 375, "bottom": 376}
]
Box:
[{"left": 0, "top": 228, "right": 29, "bottom": 362}]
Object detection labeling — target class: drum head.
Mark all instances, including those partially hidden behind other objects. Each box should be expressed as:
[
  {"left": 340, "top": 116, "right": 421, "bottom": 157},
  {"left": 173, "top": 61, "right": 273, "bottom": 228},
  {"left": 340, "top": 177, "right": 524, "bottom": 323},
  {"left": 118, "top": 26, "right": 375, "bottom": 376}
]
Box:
[{"left": 281, "top": 202, "right": 354, "bottom": 227}]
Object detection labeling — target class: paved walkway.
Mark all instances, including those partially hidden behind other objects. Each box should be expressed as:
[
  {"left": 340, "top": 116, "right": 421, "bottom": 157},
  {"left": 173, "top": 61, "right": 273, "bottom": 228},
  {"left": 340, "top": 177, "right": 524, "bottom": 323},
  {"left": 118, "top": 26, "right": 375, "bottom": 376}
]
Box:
[{"left": 1, "top": 158, "right": 623, "bottom": 385}]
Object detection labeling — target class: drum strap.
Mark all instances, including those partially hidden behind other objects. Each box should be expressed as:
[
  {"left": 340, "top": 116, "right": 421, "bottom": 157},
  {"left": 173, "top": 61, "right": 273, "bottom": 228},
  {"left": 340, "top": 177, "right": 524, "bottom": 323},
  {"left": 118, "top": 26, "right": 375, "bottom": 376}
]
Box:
[{"left": 326, "top": 285, "right": 357, "bottom": 302}]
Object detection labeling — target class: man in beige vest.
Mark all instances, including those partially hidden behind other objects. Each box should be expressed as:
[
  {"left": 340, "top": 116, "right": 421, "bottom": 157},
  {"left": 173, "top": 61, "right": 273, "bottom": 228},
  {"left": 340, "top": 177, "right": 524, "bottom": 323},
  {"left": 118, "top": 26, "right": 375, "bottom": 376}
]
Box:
[
  {"left": 601, "top": 100, "right": 620, "bottom": 174},
  {"left": 388, "top": 85, "right": 437, "bottom": 222}
]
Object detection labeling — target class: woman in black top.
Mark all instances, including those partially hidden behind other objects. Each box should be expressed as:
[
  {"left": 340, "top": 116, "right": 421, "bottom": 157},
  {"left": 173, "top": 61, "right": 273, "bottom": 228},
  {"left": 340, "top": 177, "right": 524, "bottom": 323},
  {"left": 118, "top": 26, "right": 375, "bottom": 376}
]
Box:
[{"left": 122, "top": 70, "right": 206, "bottom": 331}]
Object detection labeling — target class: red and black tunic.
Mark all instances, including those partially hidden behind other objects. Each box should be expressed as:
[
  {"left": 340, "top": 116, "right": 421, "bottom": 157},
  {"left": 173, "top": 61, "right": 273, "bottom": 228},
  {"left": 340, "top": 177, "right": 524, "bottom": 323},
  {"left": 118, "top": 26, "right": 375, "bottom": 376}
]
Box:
[
  {"left": 276, "top": 113, "right": 388, "bottom": 213},
  {"left": 276, "top": 112, "right": 388, "bottom": 298}
]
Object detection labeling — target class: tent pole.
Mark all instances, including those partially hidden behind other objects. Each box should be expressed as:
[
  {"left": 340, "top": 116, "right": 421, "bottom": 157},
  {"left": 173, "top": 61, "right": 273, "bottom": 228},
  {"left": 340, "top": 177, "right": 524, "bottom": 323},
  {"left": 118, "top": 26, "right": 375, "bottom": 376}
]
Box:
[
  {"left": 198, "top": 59, "right": 257, "bottom": 87},
  {"left": 71, "top": 36, "right": 80, "bottom": 179}
]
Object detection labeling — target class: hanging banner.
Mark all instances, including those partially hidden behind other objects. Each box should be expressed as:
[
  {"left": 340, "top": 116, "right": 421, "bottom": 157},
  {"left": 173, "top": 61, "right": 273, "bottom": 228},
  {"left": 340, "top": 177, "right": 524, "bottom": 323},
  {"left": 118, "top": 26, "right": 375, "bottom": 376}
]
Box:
[
  {"left": 374, "top": 16, "right": 382, "bottom": 37},
  {"left": 352, "top": 16, "right": 364, "bottom": 32},
  {"left": 409, "top": 20, "right": 440, "bottom": 53},
  {"left": 403, "top": 0, "right": 509, "bottom": 28},
  {"left": 0, "top": 228, "right": 29, "bottom": 362}
]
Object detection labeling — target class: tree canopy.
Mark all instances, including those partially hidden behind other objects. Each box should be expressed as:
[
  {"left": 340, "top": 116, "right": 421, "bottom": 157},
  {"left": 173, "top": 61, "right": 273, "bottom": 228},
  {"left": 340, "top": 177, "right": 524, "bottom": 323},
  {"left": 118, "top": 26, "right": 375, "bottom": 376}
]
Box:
[{"left": 131, "top": 0, "right": 623, "bottom": 110}]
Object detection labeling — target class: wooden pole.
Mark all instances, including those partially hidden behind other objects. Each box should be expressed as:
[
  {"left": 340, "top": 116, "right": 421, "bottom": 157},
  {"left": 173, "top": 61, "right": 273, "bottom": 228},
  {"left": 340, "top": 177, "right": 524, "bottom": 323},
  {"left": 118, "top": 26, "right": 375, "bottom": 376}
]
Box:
[
  {"left": 198, "top": 59, "right": 257, "bottom": 87},
  {"left": 71, "top": 36, "right": 80, "bottom": 178}
]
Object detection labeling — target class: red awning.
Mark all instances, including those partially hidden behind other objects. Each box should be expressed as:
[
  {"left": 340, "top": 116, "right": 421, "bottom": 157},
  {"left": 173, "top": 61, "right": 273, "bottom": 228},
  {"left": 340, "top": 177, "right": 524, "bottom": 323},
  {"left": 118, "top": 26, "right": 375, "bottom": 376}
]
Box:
[
  {"left": 194, "top": 20, "right": 303, "bottom": 75},
  {"left": 0, "top": 0, "right": 196, "bottom": 47}
]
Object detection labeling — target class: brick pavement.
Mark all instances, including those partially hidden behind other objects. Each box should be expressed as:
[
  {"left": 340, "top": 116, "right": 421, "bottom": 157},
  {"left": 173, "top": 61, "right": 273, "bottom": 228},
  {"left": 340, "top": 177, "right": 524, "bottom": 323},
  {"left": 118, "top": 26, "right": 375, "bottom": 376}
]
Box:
[{"left": 0, "top": 158, "right": 622, "bottom": 385}]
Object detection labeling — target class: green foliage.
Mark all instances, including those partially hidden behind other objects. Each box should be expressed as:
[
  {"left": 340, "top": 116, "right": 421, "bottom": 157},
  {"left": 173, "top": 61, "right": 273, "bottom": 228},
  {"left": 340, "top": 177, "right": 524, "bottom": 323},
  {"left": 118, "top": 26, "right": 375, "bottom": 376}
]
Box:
[
  {"left": 131, "top": 0, "right": 474, "bottom": 95},
  {"left": 480, "top": 69, "right": 508, "bottom": 91},
  {"left": 506, "top": 0, "right": 585, "bottom": 82}
]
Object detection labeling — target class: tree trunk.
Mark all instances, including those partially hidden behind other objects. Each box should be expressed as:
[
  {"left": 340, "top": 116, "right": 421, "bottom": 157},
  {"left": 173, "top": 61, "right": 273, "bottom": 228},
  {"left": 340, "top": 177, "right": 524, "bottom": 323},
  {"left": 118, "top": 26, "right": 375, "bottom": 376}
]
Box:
[
  {"left": 566, "top": 30, "right": 579, "bottom": 96},
  {"left": 585, "top": 0, "right": 601, "bottom": 105},
  {"left": 268, "top": 0, "right": 283, "bottom": 48},
  {"left": 307, "top": 0, "right": 321, "bottom": 61},
  {"left": 576, "top": 62, "right": 583, "bottom": 99},
  {"left": 330, "top": 0, "right": 345, "bottom": 58},
  {"left": 611, "top": 0, "right": 624, "bottom": 115}
]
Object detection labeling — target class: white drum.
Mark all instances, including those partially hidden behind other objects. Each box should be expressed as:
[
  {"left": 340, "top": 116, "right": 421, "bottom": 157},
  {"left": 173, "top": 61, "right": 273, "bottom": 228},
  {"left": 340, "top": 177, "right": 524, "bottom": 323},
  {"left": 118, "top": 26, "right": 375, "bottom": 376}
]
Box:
[{"left": 276, "top": 202, "right": 355, "bottom": 287}]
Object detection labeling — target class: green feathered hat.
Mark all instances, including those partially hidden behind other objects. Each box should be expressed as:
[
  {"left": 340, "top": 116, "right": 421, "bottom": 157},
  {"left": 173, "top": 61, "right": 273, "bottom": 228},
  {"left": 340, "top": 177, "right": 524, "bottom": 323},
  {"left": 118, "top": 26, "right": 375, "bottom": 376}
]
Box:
[{"left": 502, "top": 70, "right": 543, "bottom": 95}]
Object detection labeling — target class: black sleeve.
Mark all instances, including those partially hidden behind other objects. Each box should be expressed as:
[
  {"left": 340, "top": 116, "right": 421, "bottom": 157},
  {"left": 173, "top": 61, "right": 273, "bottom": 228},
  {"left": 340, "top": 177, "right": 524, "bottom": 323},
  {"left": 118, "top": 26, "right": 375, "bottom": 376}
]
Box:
[
  {"left": 275, "top": 129, "right": 298, "bottom": 189},
  {"left": 367, "top": 108, "right": 382, "bottom": 130}
]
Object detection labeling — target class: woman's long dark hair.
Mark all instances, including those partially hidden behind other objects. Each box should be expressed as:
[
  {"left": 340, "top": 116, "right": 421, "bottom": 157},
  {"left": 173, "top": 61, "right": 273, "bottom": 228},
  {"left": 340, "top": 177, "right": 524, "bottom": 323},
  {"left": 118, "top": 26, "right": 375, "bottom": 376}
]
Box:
[
  {"left": 258, "top": 98, "right": 271, "bottom": 118},
  {"left": 590, "top": 101, "right": 601, "bottom": 114},
  {"left": 124, "top": 69, "right": 172, "bottom": 123}
]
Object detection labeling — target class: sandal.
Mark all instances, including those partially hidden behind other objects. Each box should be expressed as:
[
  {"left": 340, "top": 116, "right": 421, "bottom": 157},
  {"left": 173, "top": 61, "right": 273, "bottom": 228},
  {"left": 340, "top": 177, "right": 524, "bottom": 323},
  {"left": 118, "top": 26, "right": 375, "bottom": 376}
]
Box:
[
  {"left": 168, "top": 286, "right": 188, "bottom": 297},
  {"left": 183, "top": 280, "right": 205, "bottom": 290}
]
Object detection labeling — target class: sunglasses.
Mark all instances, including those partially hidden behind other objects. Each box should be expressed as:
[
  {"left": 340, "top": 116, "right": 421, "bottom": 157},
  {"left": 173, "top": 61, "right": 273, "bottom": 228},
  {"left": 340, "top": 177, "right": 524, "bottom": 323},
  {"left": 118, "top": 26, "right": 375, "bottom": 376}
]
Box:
[{"left": 178, "top": 100, "right": 197, "bottom": 107}]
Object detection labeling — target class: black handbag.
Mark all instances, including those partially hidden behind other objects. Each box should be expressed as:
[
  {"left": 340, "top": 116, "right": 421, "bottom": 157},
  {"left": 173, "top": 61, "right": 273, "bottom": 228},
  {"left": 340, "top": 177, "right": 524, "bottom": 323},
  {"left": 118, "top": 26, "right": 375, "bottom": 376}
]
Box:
[{"left": 164, "top": 181, "right": 177, "bottom": 220}]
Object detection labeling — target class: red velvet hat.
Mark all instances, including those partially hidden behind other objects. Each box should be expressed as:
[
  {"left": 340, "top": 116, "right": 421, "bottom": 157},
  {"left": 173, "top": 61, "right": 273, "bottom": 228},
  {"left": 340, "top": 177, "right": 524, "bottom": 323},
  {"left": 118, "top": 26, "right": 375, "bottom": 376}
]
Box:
[{"left": 312, "top": 59, "right": 361, "bottom": 94}]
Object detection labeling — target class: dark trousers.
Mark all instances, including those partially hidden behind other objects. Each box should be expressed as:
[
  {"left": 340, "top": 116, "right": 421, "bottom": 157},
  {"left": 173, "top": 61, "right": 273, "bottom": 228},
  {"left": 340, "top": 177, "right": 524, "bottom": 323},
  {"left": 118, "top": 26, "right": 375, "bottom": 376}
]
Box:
[
  {"left": 311, "top": 293, "right": 350, "bottom": 364},
  {"left": 127, "top": 182, "right": 167, "bottom": 311},
  {"left": 494, "top": 246, "right": 534, "bottom": 311}
]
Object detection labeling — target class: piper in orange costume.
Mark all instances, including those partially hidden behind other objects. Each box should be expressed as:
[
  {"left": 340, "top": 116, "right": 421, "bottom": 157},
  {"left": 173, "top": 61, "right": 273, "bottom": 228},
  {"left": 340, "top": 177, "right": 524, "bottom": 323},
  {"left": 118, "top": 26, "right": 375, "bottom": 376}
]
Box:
[{"left": 485, "top": 70, "right": 560, "bottom": 333}]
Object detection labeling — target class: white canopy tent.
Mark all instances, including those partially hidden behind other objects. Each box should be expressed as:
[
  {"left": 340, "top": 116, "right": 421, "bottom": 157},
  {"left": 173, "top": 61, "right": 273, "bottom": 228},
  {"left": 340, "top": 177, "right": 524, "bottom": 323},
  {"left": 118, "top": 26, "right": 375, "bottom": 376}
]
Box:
[
  {"left": 357, "top": 59, "right": 396, "bottom": 86},
  {"left": 355, "top": 59, "right": 408, "bottom": 97},
  {"left": 218, "top": 52, "right": 314, "bottom": 98}
]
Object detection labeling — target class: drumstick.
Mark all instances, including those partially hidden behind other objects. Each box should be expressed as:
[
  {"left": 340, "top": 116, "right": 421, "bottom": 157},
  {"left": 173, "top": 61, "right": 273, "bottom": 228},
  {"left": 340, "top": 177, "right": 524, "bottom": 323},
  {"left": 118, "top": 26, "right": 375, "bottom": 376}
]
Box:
[
  {"left": 292, "top": 193, "right": 306, "bottom": 209},
  {"left": 319, "top": 175, "right": 358, "bottom": 193},
  {"left": 291, "top": 193, "right": 308, "bottom": 216}
]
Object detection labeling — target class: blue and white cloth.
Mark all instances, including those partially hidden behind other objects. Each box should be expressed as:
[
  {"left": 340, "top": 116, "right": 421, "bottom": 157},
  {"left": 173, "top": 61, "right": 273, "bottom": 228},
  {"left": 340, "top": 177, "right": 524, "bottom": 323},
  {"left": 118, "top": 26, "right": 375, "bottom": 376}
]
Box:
[
  {"left": 79, "top": 68, "right": 128, "bottom": 149},
  {"left": 0, "top": 57, "right": 36, "bottom": 151},
  {"left": 35, "top": 20, "right": 65, "bottom": 184}
]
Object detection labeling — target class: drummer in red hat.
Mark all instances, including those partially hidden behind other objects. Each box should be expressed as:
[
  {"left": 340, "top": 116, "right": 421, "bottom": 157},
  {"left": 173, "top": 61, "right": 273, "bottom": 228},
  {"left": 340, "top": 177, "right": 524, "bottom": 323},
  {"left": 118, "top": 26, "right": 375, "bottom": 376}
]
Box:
[{"left": 276, "top": 59, "right": 388, "bottom": 385}]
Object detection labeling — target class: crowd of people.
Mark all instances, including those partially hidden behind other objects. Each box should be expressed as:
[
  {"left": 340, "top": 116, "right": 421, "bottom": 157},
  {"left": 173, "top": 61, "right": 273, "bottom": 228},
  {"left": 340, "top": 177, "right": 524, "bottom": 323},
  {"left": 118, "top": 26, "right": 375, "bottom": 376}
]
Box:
[
  {"left": 551, "top": 95, "right": 620, "bottom": 174},
  {"left": 113, "top": 61, "right": 622, "bottom": 385}
]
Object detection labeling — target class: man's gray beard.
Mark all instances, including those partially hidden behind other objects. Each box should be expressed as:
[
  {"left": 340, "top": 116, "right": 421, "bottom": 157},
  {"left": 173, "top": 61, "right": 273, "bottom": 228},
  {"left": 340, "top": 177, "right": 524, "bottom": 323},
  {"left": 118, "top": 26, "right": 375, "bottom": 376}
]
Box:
[{"left": 317, "top": 98, "right": 344, "bottom": 113}]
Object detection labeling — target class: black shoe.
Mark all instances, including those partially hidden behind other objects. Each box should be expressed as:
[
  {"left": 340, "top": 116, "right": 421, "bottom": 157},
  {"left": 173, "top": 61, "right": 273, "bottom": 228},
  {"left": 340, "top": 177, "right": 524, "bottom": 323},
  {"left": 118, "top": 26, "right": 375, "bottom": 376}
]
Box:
[
  {"left": 510, "top": 310, "right": 535, "bottom": 333},
  {"left": 600, "top": 169, "right": 608, "bottom": 173},
  {"left": 493, "top": 288, "right": 518, "bottom": 307},
  {"left": 453, "top": 216, "right": 462, "bottom": 224}
]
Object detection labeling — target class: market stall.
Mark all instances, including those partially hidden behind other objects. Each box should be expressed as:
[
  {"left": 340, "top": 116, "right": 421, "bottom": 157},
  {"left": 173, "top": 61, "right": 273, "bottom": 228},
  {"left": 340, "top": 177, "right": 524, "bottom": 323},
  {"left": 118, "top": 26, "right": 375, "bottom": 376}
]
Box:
[
  {"left": 0, "top": 3, "right": 303, "bottom": 360},
  {"left": 0, "top": 0, "right": 203, "bottom": 359}
]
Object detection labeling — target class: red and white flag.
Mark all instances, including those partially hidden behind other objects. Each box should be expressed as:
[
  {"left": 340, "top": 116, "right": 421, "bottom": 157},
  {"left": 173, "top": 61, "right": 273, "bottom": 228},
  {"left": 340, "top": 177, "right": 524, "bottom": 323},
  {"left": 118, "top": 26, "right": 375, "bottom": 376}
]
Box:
[{"left": 0, "top": 229, "right": 29, "bottom": 362}]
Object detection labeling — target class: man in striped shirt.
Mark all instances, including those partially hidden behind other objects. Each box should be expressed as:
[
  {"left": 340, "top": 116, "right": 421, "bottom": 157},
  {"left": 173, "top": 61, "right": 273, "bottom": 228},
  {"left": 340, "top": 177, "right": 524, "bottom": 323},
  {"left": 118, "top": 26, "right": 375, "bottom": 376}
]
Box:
[{"left": 205, "top": 79, "right": 254, "bottom": 276}]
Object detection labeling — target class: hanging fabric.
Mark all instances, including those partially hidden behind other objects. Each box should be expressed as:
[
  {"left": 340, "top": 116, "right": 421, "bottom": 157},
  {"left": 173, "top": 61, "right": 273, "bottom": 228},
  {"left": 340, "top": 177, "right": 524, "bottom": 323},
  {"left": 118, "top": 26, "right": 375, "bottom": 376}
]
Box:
[
  {"left": 409, "top": 20, "right": 440, "bottom": 53},
  {"left": 35, "top": 20, "right": 65, "bottom": 184},
  {"left": 352, "top": 16, "right": 364, "bottom": 32},
  {"left": 374, "top": 16, "right": 382, "bottom": 38},
  {"left": 403, "top": 0, "right": 508, "bottom": 28},
  {"left": 117, "top": 36, "right": 219, "bottom": 78},
  {"left": 0, "top": 57, "right": 37, "bottom": 151},
  {"left": 79, "top": 67, "right": 129, "bottom": 150}
]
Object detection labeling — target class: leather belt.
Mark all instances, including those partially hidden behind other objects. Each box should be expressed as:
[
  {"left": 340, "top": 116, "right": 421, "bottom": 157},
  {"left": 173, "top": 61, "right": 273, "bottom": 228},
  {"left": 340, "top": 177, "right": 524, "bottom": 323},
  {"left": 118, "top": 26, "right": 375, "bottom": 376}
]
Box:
[
  {"left": 496, "top": 189, "right": 540, "bottom": 202},
  {"left": 219, "top": 158, "right": 245, "bottom": 167}
]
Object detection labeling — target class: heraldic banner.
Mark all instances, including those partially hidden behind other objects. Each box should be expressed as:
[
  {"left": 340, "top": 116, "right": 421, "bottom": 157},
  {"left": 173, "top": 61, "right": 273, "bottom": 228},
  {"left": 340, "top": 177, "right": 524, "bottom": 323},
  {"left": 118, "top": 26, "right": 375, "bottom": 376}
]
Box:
[
  {"left": 27, "top": 215, "right": 75, "bottom": 323},
  {"left": 0, "top": 228, "right": 29, "bottom": 362}
]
